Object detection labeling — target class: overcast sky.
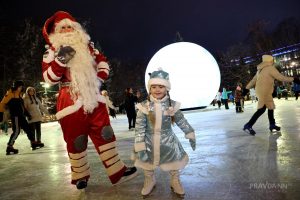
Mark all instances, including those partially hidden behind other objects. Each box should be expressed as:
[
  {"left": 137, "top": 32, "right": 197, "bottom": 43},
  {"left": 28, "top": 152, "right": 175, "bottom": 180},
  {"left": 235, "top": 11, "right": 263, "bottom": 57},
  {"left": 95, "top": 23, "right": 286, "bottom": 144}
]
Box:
[{"left": 1, "top": 0, "right": 300, "bottom": 60}]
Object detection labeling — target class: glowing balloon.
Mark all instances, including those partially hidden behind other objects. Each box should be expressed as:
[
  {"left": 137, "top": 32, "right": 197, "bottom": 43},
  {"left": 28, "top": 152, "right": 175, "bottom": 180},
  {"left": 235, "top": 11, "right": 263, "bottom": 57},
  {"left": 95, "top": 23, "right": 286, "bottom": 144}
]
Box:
[{"left": 145, "top": 42, "right": 221, "bottom": 109}]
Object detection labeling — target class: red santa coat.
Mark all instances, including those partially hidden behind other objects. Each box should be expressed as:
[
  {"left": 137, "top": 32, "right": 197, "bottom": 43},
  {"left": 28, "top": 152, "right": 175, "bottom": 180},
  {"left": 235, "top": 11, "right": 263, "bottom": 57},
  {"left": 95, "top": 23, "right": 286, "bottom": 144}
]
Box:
[
  {"left": 42, "top": 45, "right": 109, "bottom": 119},
  {"left": 42, "top": 44, "right": 127, "bottom": 185}
]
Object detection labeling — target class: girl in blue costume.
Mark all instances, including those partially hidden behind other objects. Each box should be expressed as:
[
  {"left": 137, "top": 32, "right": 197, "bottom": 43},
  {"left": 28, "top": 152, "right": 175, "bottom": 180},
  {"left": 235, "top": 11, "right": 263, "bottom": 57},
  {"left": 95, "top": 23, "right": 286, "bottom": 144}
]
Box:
[{"left": 134, "top": 68, "right": 196, "bottom": 198}]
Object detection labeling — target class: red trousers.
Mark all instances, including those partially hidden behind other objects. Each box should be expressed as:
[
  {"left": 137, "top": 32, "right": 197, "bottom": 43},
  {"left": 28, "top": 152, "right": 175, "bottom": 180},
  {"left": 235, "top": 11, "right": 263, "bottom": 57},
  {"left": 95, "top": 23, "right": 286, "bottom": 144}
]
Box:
[{"left": 59, "top": 102, "right": 126, "bottom": 184}]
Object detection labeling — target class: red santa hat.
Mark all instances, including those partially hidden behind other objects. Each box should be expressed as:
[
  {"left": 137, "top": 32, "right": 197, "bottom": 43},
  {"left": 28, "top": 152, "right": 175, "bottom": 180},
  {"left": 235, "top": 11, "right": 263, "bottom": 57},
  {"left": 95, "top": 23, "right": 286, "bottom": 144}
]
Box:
[{"left": 42, "top": 11, "right": 76, "bottom": 45}]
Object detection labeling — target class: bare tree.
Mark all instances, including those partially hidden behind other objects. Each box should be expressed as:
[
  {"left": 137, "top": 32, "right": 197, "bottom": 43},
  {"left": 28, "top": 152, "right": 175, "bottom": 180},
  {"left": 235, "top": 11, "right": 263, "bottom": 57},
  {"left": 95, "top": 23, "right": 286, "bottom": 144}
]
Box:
[{"left": 16, "top": 19, "right": 44, "bottom": 88}]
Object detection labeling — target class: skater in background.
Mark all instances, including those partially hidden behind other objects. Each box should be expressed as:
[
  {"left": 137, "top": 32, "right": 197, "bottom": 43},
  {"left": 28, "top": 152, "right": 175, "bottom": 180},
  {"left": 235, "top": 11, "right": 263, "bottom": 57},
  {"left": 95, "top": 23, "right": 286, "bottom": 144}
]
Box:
[
  {"left": 23, "top": 87, "right": 49, "bottom": 147},
  {"left": 221, "top": 87, "right": 231, "bottom": 109},
  {"left": 292, "top": 82, "right": 300, "bottom": 100},
  {"left": 243, "top": 55, "right": 300, "bottom": 135},
  {"left": 134, "top": 69, "right": 196, "bottom": 198},
  {"left": 124, "top": 87, "right": 139, "bottom": 130},
  {"left": 215, "top": 91, "right": 222, "bottom": 109},
  {"left": 0, "top": 80, "right": 41, "bottom": 155},
  {"left": 234, "top": 84, "right": 243, "bottom": 113}
]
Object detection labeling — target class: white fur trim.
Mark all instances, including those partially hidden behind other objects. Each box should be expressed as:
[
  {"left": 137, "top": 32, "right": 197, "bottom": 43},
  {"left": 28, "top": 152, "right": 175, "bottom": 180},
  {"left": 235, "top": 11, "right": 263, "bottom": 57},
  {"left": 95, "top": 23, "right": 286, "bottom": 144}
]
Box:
[
  {"left": 136, "top": 103, "right": 149, "bottom": 114},
  {"left": 134, "top": 159, "right": 156, "bottom": 170},
  {"left": 43, "top": 70, "right": 58, "bottom": 85},
  {"left": 185, "top": 132, "right": 195, "bottom": 140},
  {"left": 148, "top": 78, "right": 171, "bottom": 91},
  {"left": 160, "top": 154, "right": 189, "bottom": 171},
  {"left": 55, "top": 95, "right": 105, "bottom": 120},
  {"left": 42, "top": 49, "right": 55, "bottom": 63},
  {"left": 97, "top": 94, "right": 106, "bottom": 104},
  {"left": 134, "top": 154, "right": 189, "bottom": 171},
  {"left": 54, "top": 57, "right": 67, "bottom": 67},
  {"left": 94, "top": 49, "right": 100, "bottom": 55},
  {"left": 134, "top": 142, "right": 146, "bottom": 152},
  {"left": 97, "top": 61, "right": 109, "bottom": 72},
  {"left": 56, "top": 99, "right": 82, "bottom": 120},
  {"left": 153, "top": 102, "right": 162, "bottom": 166}
]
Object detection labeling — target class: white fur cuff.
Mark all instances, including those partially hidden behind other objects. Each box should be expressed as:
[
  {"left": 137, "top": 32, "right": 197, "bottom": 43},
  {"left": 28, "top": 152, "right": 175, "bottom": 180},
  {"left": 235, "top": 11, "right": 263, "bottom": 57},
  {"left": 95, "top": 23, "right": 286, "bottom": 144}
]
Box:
[
  {"left": 54, "top": 57, "right": 67, "bottom": 67},
  {"left": 56, "top": 100, "right": 82, "bottom": 120},
  {"left": 134, "top": 142, "right": 146, "bottom": 152},
  {"left": 97, "top": 61, "right": 109, "bottom": 72},
  {"left": 185, "top": 132, "right": 195, "bottom": 139}
]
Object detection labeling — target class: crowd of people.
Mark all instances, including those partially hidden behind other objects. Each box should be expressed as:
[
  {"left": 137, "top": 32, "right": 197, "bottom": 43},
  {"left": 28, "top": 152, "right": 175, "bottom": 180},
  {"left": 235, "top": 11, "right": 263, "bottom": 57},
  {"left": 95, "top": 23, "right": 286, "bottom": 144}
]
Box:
[{"left": 1, "top": 10, "right": 300, "bottom": 198}]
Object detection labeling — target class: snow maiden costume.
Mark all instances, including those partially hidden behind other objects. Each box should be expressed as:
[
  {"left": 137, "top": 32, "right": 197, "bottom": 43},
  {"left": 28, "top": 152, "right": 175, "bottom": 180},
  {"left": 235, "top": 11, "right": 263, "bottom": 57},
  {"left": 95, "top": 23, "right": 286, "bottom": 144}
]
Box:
[{"left": 134, "top": 69, "right": 196, "bottom": 197}]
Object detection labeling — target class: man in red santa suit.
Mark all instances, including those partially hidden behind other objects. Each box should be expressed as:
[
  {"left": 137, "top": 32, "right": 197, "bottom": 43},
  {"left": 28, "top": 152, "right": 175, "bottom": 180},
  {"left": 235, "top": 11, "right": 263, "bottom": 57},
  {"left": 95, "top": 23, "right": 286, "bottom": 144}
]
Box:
[{"left": 42, "top": 11, "right": 137, "bottom": 189}]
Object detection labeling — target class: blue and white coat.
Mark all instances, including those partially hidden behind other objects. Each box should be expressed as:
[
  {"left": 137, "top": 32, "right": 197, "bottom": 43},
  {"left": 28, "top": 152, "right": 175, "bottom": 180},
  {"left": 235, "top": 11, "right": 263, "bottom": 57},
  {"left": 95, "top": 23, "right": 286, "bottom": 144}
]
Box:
[{"left": 134, "top": 95, "right": 195, "bottom": 171}]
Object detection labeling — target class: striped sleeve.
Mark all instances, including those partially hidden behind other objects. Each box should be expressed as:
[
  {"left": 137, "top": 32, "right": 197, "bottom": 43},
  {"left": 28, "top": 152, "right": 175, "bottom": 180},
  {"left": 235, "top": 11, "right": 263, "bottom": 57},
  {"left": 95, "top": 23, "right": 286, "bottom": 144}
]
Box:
[{"left": 42, "top": 49, "right": 66, "bottom": 85}]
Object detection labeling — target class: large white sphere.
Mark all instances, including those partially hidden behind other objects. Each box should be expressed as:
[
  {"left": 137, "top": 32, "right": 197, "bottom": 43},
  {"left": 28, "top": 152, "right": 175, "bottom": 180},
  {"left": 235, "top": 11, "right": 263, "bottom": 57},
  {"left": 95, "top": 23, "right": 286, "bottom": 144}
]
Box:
[{"left": 145, "top": 42, "right": 221, "bottom": 109}]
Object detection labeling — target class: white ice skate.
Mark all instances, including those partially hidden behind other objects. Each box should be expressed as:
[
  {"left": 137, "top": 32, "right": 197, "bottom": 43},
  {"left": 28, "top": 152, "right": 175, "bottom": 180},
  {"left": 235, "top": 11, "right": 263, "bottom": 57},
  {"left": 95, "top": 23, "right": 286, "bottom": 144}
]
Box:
[
  {"left": 170, "top": 170, "right": 185, "bottom": 198},
  {"left": 141, "top": 170, "right": 156, "bottom": 198}
]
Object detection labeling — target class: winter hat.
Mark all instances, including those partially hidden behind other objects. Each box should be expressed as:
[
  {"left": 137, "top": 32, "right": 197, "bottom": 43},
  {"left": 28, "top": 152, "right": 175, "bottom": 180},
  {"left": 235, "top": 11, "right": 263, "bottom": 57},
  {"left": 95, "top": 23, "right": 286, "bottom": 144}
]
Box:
[
  {"left": 148, "top": 68, "right": 171, "bottom": 91},
  {"left": 42, "top": 11, "right": 76, "bottom": 45},
  {"left": 26, "top": 87, "right": 35, "bottom": 95},
  {"left": 258, "top": 55, "right": 274, "bottom": 68}
]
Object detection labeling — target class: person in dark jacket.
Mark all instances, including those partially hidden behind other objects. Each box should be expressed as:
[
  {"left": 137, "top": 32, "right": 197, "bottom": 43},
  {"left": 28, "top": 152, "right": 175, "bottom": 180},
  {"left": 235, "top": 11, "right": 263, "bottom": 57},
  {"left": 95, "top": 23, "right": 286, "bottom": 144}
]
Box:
[
  {"left": 234, "top": 84, "right": 244, "bottom": 113},
  {"left": 124, "top": 88, "right": 139, "bottom": 130},
  {"left": 0, "top": 80, "right": 42, "bottom": 155},
  {"left": 292, "top": 82, "right": 300, "bottom": 100}
]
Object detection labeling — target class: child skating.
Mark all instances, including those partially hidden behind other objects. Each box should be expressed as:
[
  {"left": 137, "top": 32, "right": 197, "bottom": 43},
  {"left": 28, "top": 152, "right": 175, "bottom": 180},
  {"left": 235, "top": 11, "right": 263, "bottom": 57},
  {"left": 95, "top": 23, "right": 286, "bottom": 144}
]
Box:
[{"left": 134, "top": 68, "right": 196, "bottom": 198}]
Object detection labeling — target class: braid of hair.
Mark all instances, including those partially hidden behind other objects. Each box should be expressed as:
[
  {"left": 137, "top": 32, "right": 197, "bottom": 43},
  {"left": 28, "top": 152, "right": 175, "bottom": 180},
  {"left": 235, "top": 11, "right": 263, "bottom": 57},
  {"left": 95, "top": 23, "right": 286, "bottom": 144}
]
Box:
[
  {"left": 167, "top": 91, "right": 175, "bottom": 124},
  {"left": 33, "top": 96, "right": 38, "bottom": 105},
  {"left": 30, "top": 95, "right": 34, "bottom": 104},
  {"left": 29, "top": 95, "right": 38, "bottom": 104},
  {"left": 147, "top": 94, "right": 155, "bottom": 127}
]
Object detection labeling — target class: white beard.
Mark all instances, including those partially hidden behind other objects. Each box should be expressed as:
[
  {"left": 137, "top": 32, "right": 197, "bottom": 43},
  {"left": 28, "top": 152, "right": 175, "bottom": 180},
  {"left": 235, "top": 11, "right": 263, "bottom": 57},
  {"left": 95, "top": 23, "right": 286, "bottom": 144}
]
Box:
[{"left": 49, "top": 31, "right": 100, "bottom": 113}]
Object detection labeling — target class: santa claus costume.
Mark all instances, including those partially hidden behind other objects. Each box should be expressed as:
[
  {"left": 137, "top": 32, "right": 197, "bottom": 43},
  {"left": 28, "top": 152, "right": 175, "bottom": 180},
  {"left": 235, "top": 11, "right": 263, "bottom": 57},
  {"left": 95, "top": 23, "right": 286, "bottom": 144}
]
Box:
[{"left": 42, "top": 11, "right": 137, "bottom": 189}]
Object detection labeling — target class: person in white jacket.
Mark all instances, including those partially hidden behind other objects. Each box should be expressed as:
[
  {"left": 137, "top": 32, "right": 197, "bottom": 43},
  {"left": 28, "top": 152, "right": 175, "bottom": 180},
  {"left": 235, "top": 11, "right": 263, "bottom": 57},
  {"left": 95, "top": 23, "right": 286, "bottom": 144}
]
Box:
[{"left": 23, "top": 87, "right": 49, "bottom": 147}]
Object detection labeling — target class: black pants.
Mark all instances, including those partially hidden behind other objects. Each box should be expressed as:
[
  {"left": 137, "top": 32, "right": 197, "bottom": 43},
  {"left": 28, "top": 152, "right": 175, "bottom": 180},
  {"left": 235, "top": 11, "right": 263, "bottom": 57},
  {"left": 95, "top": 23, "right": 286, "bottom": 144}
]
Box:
[
  {"left": 8, "top": 116, "right": 34, "bottom": 146},
  {"left": 247, "top": 105, "right": 275, "bottom": 127},
  {"left": 221, "top": 99, "right": 229, "bottom": 109},
  {"left": 126, "top": 110, "right": 136, "bottom": 129},
  {"left": 217, "top": 100, "right": 221, "bottom": 108},
  {"left": 29, "top": 121, "right": 42, "bottom": 142},
  {"left": 235, "top": 100, "right": 243, "bottom": 112},
  {"left": 295, "top": 92, "right": 299, "bottom": 100}
]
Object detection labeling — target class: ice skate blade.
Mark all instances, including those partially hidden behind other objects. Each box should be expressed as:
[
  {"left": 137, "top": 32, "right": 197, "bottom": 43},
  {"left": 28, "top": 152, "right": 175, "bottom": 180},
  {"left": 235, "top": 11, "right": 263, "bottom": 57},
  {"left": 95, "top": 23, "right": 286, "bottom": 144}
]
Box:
[
  {"left": 269, "top": 129, "right": 281, "bottom": 133},
  {"left": 6, "top": 152, "right": 18, "bottom": 155},
  {"left": 6, "top": 150, "right": 19, "bottom": 155},
  {"left": 243, "top": 128, "right": 256, "bottom": 136}
]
